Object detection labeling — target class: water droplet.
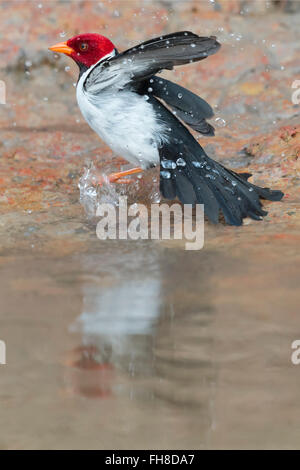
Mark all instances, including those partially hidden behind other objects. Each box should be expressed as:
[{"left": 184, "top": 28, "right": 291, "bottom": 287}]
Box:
[
  {"left": 190, "top": 43, "right": 196, "bottom": 48},
  {"left": 215, "top": 117, "right": 226, "bottom": 127},
  {"left": 148, "top": 87, "right": 153, "bottom": 92},
  {"left": 160, "top": 170, "right": 171, "bottom": 179},
  {"left": 248, "top": 187, "right": 254, "bottom": 192},
  {"left": 64, "top": 66, "right": 70, "bottom": 72},
  {"left": 161, "top": 160, "right": 176, "bottom": 169},
  {"left": 60, "top": 31, "right": 66, "bottom": 38},
  {"left": 178, "top": 93, "right": 183, "bottom": 99},
  {"left": 192, "top": 161, "right": 201, "bottom": 168},
  {"left": 231, "top": 181, "right": 237, "bottom": 186},
  {"left": 176, "top": 158, "right": 186, "bottom": 167}
]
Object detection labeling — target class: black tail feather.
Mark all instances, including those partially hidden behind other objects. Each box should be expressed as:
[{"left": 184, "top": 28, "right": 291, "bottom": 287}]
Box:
[
  {"left": 153, "top": 94, "right": 283, "bottom": 226},
  {"left": 160, "top": 151, "right": 283, "bottom": 226}
]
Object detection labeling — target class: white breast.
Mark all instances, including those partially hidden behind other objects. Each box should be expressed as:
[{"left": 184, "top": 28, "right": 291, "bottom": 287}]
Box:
[{"left": 76, "top": 67, "right": 168, "bottom": 168}]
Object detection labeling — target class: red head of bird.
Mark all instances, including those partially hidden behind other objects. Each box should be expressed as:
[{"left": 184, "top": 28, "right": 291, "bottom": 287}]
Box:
[{"left": 49, "top": 33, "right": 115, "bottom": 68}]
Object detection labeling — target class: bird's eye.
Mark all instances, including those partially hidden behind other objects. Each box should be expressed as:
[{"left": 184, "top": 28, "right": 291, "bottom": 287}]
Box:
[{"left": 79, "top": 43, "right": 88, "bottom": 51}]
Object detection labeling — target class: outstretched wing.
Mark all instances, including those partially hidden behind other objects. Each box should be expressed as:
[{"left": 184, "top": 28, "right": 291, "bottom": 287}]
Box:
[
  {"left": 144, "top": 76, "right": 215, "bottom": 136},
  {"left": 84, "top": 31, "right": 220, "bottom": 94}
]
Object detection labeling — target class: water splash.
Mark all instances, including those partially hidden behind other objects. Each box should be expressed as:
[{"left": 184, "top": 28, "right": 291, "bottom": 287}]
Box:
[
  {"left": 78, "top": 162, "right": 160, "bottom": 218},
  {"left": 215, "top": 117, "right": 226, "bottom": 127}
]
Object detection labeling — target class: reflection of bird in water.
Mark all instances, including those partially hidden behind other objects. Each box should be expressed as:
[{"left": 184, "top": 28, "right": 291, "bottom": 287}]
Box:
[
  {"left": 64, "top": 258, "right": 163, "bottom": 399},
  {"left": 67, "top": 251, "right": 216, "bottom": 433},
  {"left": 73, "top": 278, "right": 162, "bottom": 371},
  {"left": 63, "top": 247, "right": 219, "bottom": 446}
]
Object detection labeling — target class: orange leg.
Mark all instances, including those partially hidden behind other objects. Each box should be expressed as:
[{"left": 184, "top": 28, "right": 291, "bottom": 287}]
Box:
[{"left": 98, "top": 167, "right": 143, "bottom": 185}]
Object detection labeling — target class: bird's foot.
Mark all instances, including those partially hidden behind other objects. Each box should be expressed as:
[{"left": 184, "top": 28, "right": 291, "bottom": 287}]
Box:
[{"left": 97, "top": 167, "right": 143, "bottom": 185}]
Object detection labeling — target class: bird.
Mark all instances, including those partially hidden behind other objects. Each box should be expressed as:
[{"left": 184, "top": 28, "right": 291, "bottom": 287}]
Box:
[{"left": 49, "top": 31, "right": 283, "bottom": 225}]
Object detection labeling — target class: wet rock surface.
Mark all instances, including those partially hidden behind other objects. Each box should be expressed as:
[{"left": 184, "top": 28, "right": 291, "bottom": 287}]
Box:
[{"left": 0, "top": 0, "right": 299, "bottom": 450}]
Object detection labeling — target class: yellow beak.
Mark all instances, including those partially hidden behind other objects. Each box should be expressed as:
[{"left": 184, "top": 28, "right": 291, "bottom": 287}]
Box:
[{"left": 48, "top": 41, "right": 74, "bottom": 56}]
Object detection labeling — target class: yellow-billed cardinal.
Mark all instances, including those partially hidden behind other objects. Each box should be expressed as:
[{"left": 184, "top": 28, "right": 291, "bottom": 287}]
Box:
[{"left": 49, "top": 32, "right": 283, "bottom": 225}]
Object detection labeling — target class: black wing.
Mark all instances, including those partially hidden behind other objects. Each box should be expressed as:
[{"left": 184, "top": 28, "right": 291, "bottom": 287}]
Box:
[
  {"left": 150, "top": 97, "right": 283, "bottom": 225},
  {"left": 84, "top": 31, "right": 221, "bottom": 93},
  {"left": 141, "top": 76, "right": 215, "bottom": 136}
]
